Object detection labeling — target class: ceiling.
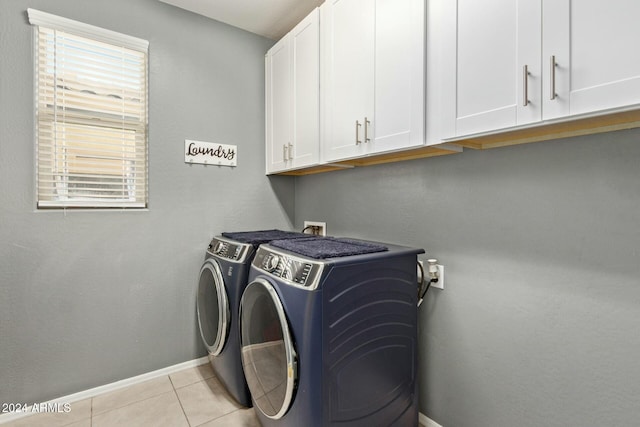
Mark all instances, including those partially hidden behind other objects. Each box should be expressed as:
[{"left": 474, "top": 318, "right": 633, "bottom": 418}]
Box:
[{"left": 158, "top": 0, "right": 324, "bottom": 40}]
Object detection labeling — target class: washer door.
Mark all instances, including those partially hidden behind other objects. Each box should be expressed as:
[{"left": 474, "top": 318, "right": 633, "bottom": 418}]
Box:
[
  {"left": 240, "top": 278, "right": 297, "bottom": 419},
  {"left": 196, "top": 259, "right": 230, "bottom": 356}
]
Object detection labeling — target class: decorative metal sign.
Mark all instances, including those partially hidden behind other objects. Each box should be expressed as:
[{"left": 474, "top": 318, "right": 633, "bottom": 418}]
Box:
[{"left": 184, "top": 139, "right": 237, "bottom": 167}]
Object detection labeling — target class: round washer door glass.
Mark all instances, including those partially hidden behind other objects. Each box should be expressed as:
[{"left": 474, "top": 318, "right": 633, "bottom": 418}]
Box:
[
  {"left": 196, "top": 259, "right": 230, "bottom": 356},
  {"left": 240, "top": 279, "right": 297, "bottom": 419}
]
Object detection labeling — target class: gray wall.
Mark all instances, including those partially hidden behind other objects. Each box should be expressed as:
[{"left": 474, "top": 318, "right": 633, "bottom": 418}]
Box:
[
  {"left": 3, "top": 1, "right": 640, "bottom": 425},
  {"left": 294, "top": 128, "right": 640, "bottom": 426},
  {"left": 0, "top": 0, "right": 294, "bottom": 405}
]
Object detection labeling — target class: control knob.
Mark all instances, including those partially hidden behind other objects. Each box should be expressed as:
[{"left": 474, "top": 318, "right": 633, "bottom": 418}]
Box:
[
  {"left": 265, "top": 255, "right": 280, "bottom": 272},
  {"left": 213, "top": 241, "right": 225, "bottom": 255}
]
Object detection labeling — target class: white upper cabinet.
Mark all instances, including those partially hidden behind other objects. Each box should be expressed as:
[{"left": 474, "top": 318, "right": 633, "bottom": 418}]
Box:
[
  {"left": 543, "top": 0, "right": 640, "bottom": 119},
  {"left": 266, "top": 36, "right": 291, "bottom": 173},
  {"left": 440, "top": 0, "right": 640, "bottom": 139},
  {"left": 440, "top": 0, "right": 541, "bottom": 137},
  {"left": 321, "top": 0, "right": 374, "bottom": 162},
  {"left": 265, "top": 8, "right": 319, "bottom": 174},
  {"left": 374, "top": 0, "right": 426, "bottom": 152},
  {"left": 290, "top": 10, "right": 320, "bottom": 168},
  {"left": 321, "top": 0, "right": 425, "bottom": 163}
]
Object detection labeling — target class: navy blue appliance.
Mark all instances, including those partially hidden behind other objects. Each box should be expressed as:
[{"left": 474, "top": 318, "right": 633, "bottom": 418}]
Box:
[
  {"left": 196, "top": 230, "right": 307, "bottom": 407},
  {"left": 239, "top": 237, "right": 424, "bottom": 426}
]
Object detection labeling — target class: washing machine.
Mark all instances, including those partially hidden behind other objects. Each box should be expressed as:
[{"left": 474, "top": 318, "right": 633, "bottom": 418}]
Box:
[
  {"left": 196, "top": 229, "right": 308, "bottom": 407},
  {"left": 239, "top": 237, "right": 424, "bottom": 426}
]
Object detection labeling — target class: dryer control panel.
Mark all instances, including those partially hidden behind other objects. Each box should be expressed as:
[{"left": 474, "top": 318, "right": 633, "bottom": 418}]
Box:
[
  {"left": 207, "top": 237, "right": 251, "bottom": 263},
  {"left": 253, "top": 247, "right": 324, "bottom": 290}
]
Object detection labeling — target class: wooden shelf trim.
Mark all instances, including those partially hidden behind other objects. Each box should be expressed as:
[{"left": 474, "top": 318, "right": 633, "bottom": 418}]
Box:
[
  {"left": 274, "top": 144, "right": 462, "bottom": 176},
  {"left": 449, "top": 109, "right": 640, "bottom": 150}
]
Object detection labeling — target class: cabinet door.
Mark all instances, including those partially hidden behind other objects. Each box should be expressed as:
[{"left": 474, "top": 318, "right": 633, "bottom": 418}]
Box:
[
  {"left": 265, "top": 37, "right": 291, "bottom": 173},
  {"left": 543, "top": 0, "right": 640, "bottom": 119},
  {"left": 371, "top": 0, "right": 425, "bottom": 153},
  {"left": 441, "top": 0, "right": 541, "bottom": 138},
  {"left": 290, "top": 8, "right": 319, "bottom": 169},
  {"left": 321, "top": 0, "right": 374, "bottom": 162}
]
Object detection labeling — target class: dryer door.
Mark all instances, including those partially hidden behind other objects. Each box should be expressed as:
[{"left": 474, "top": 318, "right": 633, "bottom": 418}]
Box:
[
  {"left": 196, "top": 259, "right": 230, "bottom": 356},
  {"left": 240, "top": 278, "right": 297, "bottom": 419}
]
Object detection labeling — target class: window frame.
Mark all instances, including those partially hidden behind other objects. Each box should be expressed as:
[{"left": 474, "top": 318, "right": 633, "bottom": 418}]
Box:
[{"left": 28, "top": 9, "right": 149, "bottom": 210}]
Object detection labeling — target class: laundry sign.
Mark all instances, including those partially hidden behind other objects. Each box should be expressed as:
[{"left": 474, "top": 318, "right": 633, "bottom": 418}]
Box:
[{"left": 184, "top": 139, "right": 237, "bottom": 167}]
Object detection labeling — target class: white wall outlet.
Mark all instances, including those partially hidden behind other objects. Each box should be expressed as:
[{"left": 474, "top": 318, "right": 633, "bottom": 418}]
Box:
[
  {"left": 431, "top": 264, "right": 444, "bottom": 290},
  {"left": 418, "top": 260, "right": 444, "bottom": 290},
  {"left": 303, "top": 221, "right": 327, "bottom": 236}
]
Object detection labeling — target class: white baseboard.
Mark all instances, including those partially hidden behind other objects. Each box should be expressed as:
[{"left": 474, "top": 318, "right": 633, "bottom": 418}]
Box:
[
  {"left": 420, "top": 412, "right": 444, "bottom": 427},
  {"left": 0, "top": 356, "right": 209, "bottom": 425}
]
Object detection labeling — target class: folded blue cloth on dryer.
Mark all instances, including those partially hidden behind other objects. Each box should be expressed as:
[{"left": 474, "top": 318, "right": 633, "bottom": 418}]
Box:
[
  {"left": 269, "top": 237, "right": 388, "bottom": 259},
  {"left": 221, "top": 229, "right": 308, "bottom": 246}
]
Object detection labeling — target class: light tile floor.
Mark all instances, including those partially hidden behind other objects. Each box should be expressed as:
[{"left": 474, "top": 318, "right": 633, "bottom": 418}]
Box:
[{"left": 3, "top": 363, "right": 260, "bottom": 427}]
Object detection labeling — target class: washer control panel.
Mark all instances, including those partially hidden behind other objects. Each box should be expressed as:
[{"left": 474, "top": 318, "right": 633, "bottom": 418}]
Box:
[
  {"left": 253, "top": 247, "right": 323, "bottom": 290},
  {"left": 207, "top": 237, "right": 250, "bottom": 262}
]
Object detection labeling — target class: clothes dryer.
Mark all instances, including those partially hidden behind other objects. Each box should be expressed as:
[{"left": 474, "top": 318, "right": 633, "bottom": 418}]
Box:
[
  {"left": 196, "top": 230, "right": 307, "bottom": 407},
  {"left": 239, "top": 237, "right": 424, "bottom": 426}
]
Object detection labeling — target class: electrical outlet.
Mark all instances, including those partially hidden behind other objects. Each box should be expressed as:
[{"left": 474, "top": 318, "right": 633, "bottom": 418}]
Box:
[
  {"left": 431, "top": 264, "right": 444, "bottom": 290},
  {"left": 417, "top": 260, "right": 444, "bottom": 290},
  {"left": 303, "top": 221, "right": 327, "bottom": 236}
]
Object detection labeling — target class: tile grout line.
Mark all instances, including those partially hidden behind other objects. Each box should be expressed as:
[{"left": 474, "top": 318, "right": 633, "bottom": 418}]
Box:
[
  {"left": 92, "top": 388, "right": 177, "bottom": 422},
  {"left": 192, "top": 408, "right": 241, "bottom": 427},
  {"left": 175, "top": 376, "right": 229, "bottom": 427},
  {"left": 169, "top": 374, "right": 193, "bottom": 427},
  {"left": 174, "top": 375, "right": 248, "bottom": 427}
]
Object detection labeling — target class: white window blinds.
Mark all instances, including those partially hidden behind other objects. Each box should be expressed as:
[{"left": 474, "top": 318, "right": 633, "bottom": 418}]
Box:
[{"left": 28, "top": 9, "right": 149, "bottom": 209}]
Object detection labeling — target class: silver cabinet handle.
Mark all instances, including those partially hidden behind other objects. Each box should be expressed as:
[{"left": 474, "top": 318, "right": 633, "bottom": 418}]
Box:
[
  {"left": 288, "top": 143, "right": 294, "bottom": 160},
  {"left": 523, "top": 65, "right": 529, "bottom": 107},
  {"left": 364, "top": 117, "right": 371, "bottom": 143},
  {"left": 550, "top": 55, "right": 557, "bottom": 100},
  {"left": 355, "top": 120, "right": 362, "bottom": 145},
  {"left": 283, "top": 144, "right": 288, "bottom": 161}
]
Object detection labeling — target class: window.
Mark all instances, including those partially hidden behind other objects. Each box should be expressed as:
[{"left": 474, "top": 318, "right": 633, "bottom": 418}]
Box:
[{"left": 28, "top": 9, "right": 148, "bottom": 209}]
